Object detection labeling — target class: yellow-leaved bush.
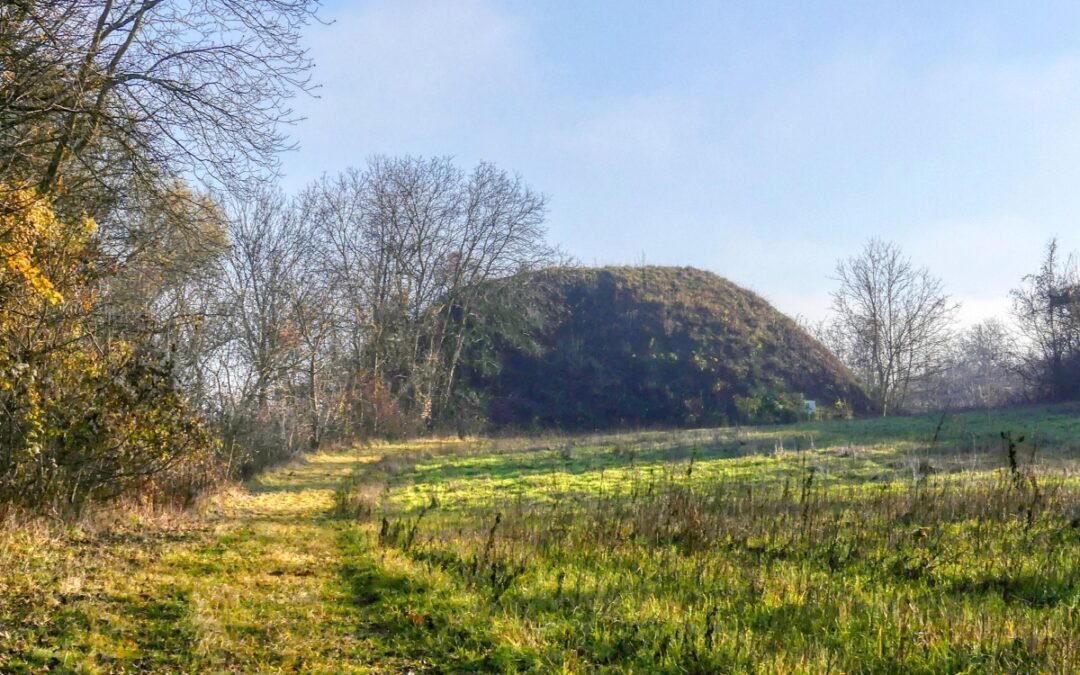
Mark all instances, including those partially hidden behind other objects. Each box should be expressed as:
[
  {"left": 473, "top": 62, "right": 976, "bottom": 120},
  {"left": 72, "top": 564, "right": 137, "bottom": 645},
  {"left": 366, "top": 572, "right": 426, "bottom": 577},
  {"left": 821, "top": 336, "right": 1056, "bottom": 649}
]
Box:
[{"left": 0, "top": 186, "right": 222, "bottom": 517}]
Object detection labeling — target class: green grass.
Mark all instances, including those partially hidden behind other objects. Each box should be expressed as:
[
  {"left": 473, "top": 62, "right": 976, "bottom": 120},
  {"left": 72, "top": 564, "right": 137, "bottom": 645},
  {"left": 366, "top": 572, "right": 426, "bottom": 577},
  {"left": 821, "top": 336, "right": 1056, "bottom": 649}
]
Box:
[
  {"left": 0, "top": 450, "right": 372, "bottom": 672},
  {"left": 3, "top": 405, "right": 1080, "bottom": 672}
]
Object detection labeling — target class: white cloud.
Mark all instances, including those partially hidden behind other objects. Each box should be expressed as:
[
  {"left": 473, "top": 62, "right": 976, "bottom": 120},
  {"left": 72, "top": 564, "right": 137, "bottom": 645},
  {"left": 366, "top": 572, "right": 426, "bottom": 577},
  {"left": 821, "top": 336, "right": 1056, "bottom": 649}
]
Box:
[{"left": 956, "top": 296, "right": 1013, "bottom": 326}]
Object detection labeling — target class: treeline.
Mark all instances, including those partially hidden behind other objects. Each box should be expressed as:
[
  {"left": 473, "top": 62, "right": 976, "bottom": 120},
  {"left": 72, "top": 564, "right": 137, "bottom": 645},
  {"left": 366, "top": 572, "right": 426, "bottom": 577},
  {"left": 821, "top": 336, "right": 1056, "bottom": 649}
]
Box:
[
  {"left": 0, "top": 2, "right": 552, "bottom": 517},
  {"left": 814, "top": 238, "right": 1080, "bottom": 414}
]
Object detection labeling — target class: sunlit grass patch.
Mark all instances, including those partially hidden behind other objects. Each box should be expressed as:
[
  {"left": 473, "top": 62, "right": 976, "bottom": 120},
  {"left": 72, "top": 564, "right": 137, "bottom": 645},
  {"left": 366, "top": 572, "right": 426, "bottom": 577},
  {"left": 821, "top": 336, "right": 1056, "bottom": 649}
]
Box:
[{"left": 336, "top": 406, "right": 1080, "bottom": 671}]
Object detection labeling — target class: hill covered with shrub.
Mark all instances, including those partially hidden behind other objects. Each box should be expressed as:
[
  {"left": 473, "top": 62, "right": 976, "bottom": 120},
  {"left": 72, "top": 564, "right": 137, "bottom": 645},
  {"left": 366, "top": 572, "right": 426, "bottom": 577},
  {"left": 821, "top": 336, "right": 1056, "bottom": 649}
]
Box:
[{"left": 462, "top": 266, "right": 872, "bottom": 430}]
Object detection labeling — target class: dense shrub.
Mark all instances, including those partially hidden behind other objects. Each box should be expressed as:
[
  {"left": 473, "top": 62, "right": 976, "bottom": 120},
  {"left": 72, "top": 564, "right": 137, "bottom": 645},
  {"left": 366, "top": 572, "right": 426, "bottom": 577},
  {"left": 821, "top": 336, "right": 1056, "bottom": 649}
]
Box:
[
  {"left": 0, "top": 188, "right": 221, "bottom": 517},
  {"left": 733, "top": 387, "right": 806, "bottom": 424}
]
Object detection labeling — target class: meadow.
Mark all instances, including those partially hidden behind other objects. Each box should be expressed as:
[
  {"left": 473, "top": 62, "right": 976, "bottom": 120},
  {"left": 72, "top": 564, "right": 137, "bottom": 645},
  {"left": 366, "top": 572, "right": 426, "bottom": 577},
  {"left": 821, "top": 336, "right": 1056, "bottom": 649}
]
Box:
[{"left": 4, "top": 404, "right": 1080, "bottom": 672}]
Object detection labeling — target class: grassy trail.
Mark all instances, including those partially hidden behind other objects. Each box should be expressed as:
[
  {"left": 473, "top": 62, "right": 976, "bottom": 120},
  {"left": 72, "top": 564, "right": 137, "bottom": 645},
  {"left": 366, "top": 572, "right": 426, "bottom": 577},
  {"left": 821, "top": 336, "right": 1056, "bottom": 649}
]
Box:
[
  {"left": 2, "top": 447, "right": 394, "bottom": 673},
  {"left": 177, "top": 449, "right": 372, "bottom": 671}
]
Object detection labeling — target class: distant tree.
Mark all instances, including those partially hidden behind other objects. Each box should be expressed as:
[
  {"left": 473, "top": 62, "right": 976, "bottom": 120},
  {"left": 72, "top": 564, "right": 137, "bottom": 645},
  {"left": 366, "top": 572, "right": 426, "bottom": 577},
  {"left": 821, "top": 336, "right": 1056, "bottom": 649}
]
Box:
[
  {"left": 211, "top": 186, "right": 309, "bottom": 466},
  {"left": 1010, "top": 238, "right": 1080, "bottom": 402},
  {"left": 286, "top": 252, "right": 341, "bottom": 451},
  {"left": 923, "top": 319, "right": 1022, "bottom": 410},
  {"left": 828, "top": 239, "right": 958, "bottom": 415}
]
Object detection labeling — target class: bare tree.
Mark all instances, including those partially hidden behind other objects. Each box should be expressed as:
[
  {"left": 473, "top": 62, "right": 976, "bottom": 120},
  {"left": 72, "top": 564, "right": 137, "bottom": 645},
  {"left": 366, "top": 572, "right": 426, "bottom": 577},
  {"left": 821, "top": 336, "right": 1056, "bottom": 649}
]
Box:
[
  {"left": 1011, "top": 238, "right": 1080, "bottom": 401},
  {"left": 0, "top": 0, "right": 317, "bottom": 199},
  {"left": 207, "top": 186, "right": 311, "bottom": 465},
  {"left": 828, "top": 238, "right": 958, "bottom": 415},
  {"left": 922, "top": 319, "right": 1021, "bottom": 410},
  {"left": 286, "top": 254, "right": 341, "bottom": 450},
  {"left": 0, "top": 1, "right": 321, "bottom": 509},
  {"left": 300, "top": 156, "right": 552, "bottom": 435}
]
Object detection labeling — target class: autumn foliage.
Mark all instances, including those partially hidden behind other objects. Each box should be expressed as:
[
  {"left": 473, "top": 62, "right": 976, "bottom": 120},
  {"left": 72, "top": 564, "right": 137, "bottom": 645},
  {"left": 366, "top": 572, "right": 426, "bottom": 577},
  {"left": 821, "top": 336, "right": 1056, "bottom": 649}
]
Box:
[{"left": 0, "top": 187, "right": 220, "bottom": 517}]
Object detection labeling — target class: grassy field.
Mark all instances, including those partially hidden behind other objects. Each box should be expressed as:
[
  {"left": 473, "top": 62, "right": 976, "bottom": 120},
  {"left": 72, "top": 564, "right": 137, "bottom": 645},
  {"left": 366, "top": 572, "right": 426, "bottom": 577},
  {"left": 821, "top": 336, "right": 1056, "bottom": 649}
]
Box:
[{"left": 4, "top": 404, "right": 1080, "bottom": 672}]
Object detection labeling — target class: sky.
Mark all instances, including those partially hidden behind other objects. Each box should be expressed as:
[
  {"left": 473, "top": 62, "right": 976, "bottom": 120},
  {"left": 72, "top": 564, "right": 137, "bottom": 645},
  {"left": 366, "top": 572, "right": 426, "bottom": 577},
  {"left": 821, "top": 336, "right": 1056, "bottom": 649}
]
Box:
[{"left": 279, "top": 0, "right": 1080, "bottom": 326}]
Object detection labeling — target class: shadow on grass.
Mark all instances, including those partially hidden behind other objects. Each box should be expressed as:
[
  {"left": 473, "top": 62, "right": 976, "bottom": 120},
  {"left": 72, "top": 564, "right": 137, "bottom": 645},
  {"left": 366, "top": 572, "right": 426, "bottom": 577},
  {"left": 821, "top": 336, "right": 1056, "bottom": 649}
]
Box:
[
  {"left": 1, "top": 584, "right": 197, "bottom": 672},
  {"left": 334, "top": 528, "right": 539, "bottom": 673}
]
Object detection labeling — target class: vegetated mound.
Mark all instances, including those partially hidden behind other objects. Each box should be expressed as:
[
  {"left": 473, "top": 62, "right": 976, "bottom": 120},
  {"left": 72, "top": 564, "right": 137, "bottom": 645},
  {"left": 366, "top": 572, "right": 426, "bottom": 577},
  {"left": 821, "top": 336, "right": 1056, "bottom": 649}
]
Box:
[{"left": 463, "top": 266, "right": 872, "bottom": 430}]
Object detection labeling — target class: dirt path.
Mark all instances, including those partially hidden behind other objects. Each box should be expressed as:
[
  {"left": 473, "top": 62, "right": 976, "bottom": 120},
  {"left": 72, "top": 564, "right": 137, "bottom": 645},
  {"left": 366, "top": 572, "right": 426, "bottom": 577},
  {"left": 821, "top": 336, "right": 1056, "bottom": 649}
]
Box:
[
  {"left": 2, "top": 448, "right": 386, "bottom": 672},
  {"left": 179, "top": 449, "right": 374, "bottom": 671}
]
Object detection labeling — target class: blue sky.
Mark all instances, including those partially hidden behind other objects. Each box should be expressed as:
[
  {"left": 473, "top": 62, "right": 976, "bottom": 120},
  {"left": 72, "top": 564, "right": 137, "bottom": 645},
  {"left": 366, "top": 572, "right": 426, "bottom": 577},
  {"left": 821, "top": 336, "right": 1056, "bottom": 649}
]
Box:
[{"left": 280, "top": 0, "right": 1080, "bottom": 325}]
